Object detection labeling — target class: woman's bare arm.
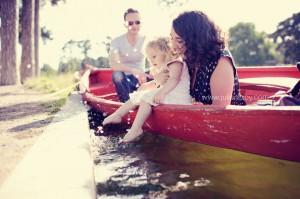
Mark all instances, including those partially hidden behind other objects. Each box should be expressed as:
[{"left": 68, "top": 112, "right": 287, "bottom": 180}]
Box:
[{"left": 210, "top": 57, "right": 234, "bottom": 106}]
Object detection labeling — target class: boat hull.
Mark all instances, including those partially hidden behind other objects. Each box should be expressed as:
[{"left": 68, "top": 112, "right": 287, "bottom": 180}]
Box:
[{"left": 83, "top": 66, "right": 300, "bottom": 162}]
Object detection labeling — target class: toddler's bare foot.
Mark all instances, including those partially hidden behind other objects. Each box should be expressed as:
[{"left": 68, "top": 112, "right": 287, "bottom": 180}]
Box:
[
  {"left": 102, "top": 114, "right": 122, "bottom": 126},
  {"left": 121, "top": 128, "right": 143, "bottom": 143}
]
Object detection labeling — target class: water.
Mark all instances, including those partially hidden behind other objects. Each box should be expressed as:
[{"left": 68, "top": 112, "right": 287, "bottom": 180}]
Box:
[{"left": 88, "top": 109, "right": 300, "bottom": 199}]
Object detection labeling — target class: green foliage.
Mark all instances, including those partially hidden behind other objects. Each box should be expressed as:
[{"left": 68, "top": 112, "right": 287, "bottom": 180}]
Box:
[
  {"left": 102, "top": 36, "right": 112, "bottom": 54},
  {"left": 62, "top": 39, "right": 92, "bottom": 58},
  {"left": 158, "top": 0, "right": 189, "bottom": 8},
  {"left": 40, "top": 0, "right": 66, "bottom": 7},
  {"left": 41, "top": 26, "right": 53, "bottom": 44},
  {"left": 80, "top": 57, "right": 109, "bottom": 69},
  {"left": 49, "top": 0, "right": 66, "bottom": 6},
  {"left": 229, "top": 22, "right": 281, "bottom": 66},
  {"left": 270, "top": 12, "right": 300, "bottom": 64},
  {"left": 58, "top": 57, "right": 81, "bottom": 73},
  {"left": 59, "top": 38, "right": 111, "bottom": 73},
  {"left": 77, "top": 40, "right": 92, "bottom": 58},
  {"left": 80, "top": 56, "right": 109, "bottom": 68},
  {"left": 24, "top": 72, "right": 74, "bottom": 114},
  {"left": 58, "top": 36, "right": 114, "bottom": 73},
  {"left": 96, "top": 57, "right": 109, "bottom": 68},
  {"left": 24, "top": 73, "right": 75, "bottom": 94},
  {"left": 40, "top": 0, "right": 66, "bottom": 43},
  {"left": 42, "top": 98, "right": 67, "bottom": 114},
  {"left": 58, "top": 56, "right": 109, "bottom": 74},
  {"left": 41, "top": 64, "right": 56, "bottom": 75}
]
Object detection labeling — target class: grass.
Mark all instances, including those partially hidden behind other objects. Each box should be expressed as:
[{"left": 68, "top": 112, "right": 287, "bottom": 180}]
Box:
[
  {"left": 42, "top": 98, "right": 68, "bottom": 114},
  {"left": 24, "top": 72, "right": 78, "bottom": 114}
]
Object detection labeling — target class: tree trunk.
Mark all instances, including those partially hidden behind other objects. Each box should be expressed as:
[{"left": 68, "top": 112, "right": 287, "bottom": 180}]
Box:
[
  {"left": 0, "top": 0, "right": 20, "bottom": 85},
  {"left": 34, "top": 0, "right": 40, "bottom": 76},
  {"left": 20, "top": 0, "right": 35, "bottom": 83}
]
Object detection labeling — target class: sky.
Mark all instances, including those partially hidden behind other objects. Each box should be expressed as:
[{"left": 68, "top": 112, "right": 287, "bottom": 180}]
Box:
[{"left": 40, "top": 0, "right": 300, "bottom": 69}]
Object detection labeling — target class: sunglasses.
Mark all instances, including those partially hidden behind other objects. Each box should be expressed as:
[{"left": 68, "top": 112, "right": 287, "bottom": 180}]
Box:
[{"left": 125, "top": 20, "right": 141, "bottom": 26}]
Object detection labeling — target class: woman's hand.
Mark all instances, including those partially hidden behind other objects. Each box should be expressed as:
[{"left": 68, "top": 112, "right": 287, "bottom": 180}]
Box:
[{"left": 153, "top": 69, "right": 169, "bottom": 85}]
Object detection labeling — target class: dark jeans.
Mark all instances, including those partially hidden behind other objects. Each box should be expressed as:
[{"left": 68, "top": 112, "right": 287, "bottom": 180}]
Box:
[{"left": 112, "top": 71, "right": 139, "bottom": 102}]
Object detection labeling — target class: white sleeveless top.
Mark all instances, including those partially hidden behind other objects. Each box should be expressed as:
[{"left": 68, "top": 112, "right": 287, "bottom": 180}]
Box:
[{"left": 130, "top": 58, "right": 192, "bottom": 105}]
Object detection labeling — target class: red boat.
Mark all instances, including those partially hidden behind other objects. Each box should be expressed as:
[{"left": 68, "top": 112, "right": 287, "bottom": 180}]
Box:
[{"left": 82, "top": 65, "right": 300, "bottom": 162}]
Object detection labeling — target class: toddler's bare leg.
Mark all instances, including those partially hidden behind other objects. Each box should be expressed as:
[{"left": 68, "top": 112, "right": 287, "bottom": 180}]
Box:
[
  {"left": 103, "top": 100, "right": 137, "bottom": 126},
  {"left": 122, "top": 100, "right": 152, "bottom": 143}
]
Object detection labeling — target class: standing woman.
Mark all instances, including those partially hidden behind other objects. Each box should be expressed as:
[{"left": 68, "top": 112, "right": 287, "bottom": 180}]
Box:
[
  {"left": 170, "top": 11, "right": 245, "bottom": 106},
  {"left": 109, "top": 8, "right": 149, "bottom": 102}
]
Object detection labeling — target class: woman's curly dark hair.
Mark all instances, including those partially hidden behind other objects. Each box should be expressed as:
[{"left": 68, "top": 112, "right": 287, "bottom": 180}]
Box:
[{"left": 172, "top": 11, "right": 225, "bottom": 70}]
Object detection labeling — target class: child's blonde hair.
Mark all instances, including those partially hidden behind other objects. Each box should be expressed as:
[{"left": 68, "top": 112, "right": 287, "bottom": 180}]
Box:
[{"left": 146, "top": 37, "right": 174, "bottom": 61}]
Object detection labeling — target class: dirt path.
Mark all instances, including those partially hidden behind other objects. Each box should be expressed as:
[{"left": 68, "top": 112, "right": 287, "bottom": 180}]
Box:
[{"left": 0, "top": 85, "right": 59, "bottom": 186}]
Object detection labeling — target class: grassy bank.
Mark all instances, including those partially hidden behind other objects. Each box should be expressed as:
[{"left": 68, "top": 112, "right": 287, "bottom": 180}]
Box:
[{"left": 24, "top": 73, "right": 77, "bottom": 113}]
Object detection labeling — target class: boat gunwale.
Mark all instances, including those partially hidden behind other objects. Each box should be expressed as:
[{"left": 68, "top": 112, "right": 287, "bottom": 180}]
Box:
[{"left": 83, "top": 92, "right": 300, "bottom": 113}]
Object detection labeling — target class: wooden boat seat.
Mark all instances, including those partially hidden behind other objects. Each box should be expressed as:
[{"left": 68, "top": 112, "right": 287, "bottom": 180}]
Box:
[
  {"left": 239, "top": 77, "right": 299, "bottom": 105},
  {"left": 240, "top": 77, "right": 299, "bottom": 89},
  {"left": 89, "top": 82, "right": 115, "bottom": 96}
]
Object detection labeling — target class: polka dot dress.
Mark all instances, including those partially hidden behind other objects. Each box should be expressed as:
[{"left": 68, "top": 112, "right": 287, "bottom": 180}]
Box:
[{"left": 189, "top": 50, "right": 246, "bottom": 105}]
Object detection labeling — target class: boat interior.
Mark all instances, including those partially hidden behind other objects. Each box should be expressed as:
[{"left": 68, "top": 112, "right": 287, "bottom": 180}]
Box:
[{"left": 87, "top": 66, "right": 300, "bottom": 107}]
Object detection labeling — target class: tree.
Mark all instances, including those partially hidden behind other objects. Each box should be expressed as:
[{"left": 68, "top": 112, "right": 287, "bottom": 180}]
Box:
[
  {"left": 41, "top": 63, "right": 56, "bottom": 75},
  {"left": 41, "top": 0, "right": 66, "bottom": 6},
  {"left": 40, "top": 0, "right": 65, "bottom": 44},
  {"left": 0, "top": 0, "right": 20, "bottom": 85},
  {"left": 62, "top": 40, "right": 92, "bottom": 59},
  {"left": 20, "top": 0, "right": 35, "bottom": 83},
  {"left": 33, "top": 0, "right": 65, "bottom": 76},
  {"left": 34, "top": 0, "right": 40, "bottom": 76},
  {"left": 270, "top": 12, "right": 300, "bottom": 64},
  {"left": 77, "top": 40, "right": 91, "bottom": 58},
  {"left": 102, "top": 36, "right": 112, "bottom": 54},
  {"left": 58, "top": 57, "right": 81, "bottom": 73},
  {"left": 228, "top": 22, "right": 280, "bottom": 66},
  {"left": 158, "top": 0, "right": 188, "bottom": 8},
  {"left": 41, "top": 26, "right": 53, "bottom": 44},
  {"left": 0, "top": 0, "right": 65, "bottom": 85},
  {"left": 62, "top": 40, "right": 76, "bottom": 59},
  {"left": 96, "top": 57, "right": 109, "bottom": 68}
]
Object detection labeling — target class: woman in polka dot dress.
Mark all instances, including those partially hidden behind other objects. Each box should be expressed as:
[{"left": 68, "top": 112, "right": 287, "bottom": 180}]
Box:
[{"left": 168, "top": 11, "right": 246, "bottom": 106}]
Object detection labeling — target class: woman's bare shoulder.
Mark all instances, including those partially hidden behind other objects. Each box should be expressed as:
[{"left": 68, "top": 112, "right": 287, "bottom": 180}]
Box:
[
  {"left": 217, "top": 56, "right": 233, "bottom": 67},
  {"left": 214, "top": 56, "right": 234, "bottom": 74},
  {"left": 211, "top": 56, "right": 234, "bottom": 84}
]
